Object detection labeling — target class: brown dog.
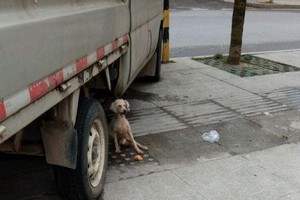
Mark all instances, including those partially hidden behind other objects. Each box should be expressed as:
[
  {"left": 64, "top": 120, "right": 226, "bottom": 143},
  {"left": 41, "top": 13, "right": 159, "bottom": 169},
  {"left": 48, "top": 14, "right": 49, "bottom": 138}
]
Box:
[{"left": 109, "top": 99, "right": 148, "bottom": 154}]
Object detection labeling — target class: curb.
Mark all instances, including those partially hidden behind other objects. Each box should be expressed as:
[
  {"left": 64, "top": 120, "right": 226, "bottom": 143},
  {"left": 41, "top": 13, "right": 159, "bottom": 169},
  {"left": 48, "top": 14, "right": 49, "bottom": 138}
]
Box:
[
  {"left": 172, "top": 49, "right": 300, "bottom": 60},
  {"left": 247, "top": 2, "right": 300, "bottom": 9},
  {"left": 224, "top": 0, "right": 300, "bottom": 10}
]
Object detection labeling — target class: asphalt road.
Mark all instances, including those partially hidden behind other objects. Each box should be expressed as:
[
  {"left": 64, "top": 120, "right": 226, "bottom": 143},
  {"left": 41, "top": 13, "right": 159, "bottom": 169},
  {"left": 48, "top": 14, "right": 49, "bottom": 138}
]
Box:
[
  {"left": 170, "top": 10, "right": 300, "bottom": 58},
  {"left": 170, "top": 0, "right": 233, "bottom": 10}
]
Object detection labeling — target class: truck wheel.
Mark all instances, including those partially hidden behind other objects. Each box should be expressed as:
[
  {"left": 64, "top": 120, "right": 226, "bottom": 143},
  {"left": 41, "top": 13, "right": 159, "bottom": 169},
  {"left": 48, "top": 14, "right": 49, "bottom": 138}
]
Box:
[
  {"left": 148, "top": 29, "right": 163, "bottom": 82},
  {"left": 53, "top": 98, "right": 108, "bottom": 200}
]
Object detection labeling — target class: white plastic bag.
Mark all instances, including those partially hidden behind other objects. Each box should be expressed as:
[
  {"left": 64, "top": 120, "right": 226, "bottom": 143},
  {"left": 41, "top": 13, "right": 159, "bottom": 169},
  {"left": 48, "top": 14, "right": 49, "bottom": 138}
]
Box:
[{"left": 202, "top": 130, "right": 220, "bottom": 143}]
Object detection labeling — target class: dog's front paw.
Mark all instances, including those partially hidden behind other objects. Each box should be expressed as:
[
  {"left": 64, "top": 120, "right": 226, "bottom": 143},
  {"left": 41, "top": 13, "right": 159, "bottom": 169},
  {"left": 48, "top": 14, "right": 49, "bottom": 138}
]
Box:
[
  {"left": 137, "top": 149, "right": 144, "bottom": 154},
  {"left": 142, "top": 145, "right": 148, "bottom": 151},
  {"left": 115, "top": 149, "right": 121, "bottom": 154}
]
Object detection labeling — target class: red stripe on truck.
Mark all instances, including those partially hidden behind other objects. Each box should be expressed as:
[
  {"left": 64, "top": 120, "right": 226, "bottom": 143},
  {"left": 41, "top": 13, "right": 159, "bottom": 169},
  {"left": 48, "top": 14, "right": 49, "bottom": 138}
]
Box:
[
  {"left": 76, "top": 57, "right": 88, "bottom": 72},
  {"left": 123, "top": 35, "right": 128, "bottom": 44},
  {"left": 29, "top": 81, "right": 50, "bottom": 102},
  {"left": 0, "top": 34, "right": 129, "bottom": 124},
  {"left": 0, "top": 102, "right": 7, "bottom": 122},
  {"left": 49, "top": 71, "right": 64, "bottom": 90},
  {"left": 97, "top": 47, "right": 105, "bottom": 60},
  {"left": 111, "top": 41, "right": 118, "bottom": 52}
]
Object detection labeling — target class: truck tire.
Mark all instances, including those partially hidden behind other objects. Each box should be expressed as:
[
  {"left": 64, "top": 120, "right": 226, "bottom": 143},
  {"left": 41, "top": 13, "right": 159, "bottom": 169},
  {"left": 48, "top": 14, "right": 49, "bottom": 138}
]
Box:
[
  {"left": 148, "top": 28, "right": 163, "bottom": 82},
  {"left": 53, "top": 98, "right": 108, "bottom": 200}
]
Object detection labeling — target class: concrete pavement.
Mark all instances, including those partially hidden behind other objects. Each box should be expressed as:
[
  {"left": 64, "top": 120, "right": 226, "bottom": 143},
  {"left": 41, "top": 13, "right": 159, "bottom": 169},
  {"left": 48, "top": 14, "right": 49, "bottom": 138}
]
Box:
[
  {"left": 106, "top": 50, "right": 300, "bottom": 200},
  {"left": 2, "top": 50, "right": 300, "bottom": 199}
]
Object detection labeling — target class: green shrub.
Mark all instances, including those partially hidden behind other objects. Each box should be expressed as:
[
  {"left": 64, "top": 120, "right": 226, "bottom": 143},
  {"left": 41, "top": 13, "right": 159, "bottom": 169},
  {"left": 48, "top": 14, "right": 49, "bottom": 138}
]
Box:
[
  {"left": 243, "top": 55, "right": 252, "bottom": 61},
  {"left": 214, "top": 53, "right": 224, "bottom": 60}
]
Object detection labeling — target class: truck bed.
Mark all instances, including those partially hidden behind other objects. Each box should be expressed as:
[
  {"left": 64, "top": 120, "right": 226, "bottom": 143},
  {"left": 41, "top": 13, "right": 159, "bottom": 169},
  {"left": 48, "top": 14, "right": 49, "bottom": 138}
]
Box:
[{"left": 0, "top": 0, "right": 129, "bottom": 100}]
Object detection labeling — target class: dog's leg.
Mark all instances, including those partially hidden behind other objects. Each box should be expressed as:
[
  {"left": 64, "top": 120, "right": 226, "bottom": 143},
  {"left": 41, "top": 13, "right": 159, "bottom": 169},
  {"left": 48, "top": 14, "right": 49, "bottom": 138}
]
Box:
[
  {"left": 136, "top": 142, "right": 148, "bottom": 151},
  {"left": 128, "top": 129, "right": 143, "bottom": 154},
  {"left": 114, "top": 133, "right": 121, "bottom": 153}
]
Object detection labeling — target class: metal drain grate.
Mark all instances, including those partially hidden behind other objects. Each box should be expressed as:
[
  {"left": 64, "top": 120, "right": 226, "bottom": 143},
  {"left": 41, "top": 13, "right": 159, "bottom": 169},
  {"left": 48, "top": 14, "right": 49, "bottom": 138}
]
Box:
[
  {"left": 215, "top": 96, "right": 290, "bottom": 117},
  {"left": 264, "top": 87, "right": 300, "bottom": 110},
  {"left": 164, "top": 101, "right": 241, "bottom": 127},
  {"left": 108, "top": 144, "right": 157, "bottom": 168},
  {"left": 196, "top": 56, "right": 300, "bottom": 77}
]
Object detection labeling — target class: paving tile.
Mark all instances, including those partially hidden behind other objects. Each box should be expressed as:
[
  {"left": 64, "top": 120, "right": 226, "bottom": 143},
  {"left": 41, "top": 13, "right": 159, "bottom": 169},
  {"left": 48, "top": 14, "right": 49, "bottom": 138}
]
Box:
[
  {"left": 199, "top": 66, "right": 242, "bottom": 81},
  {"left": 138, "top": 79, "right": 252, "bottom": 107},
  {"left": 216, "top": 118, "right": 287, "bottom": 154},
  {"left": 256, "top": 51, "right": 300, "bottom": 68},
  {"left": 278, "top": 192, "right": 300, "bottom": 200},
  {"left": 173, "top": 69, "right": 217, "bottom": 84},
  {"left": 126, "top": 99, "right": 157, "bottom": 111},
  {"left": 124, "top": 87, "right": 190, "bottom": 107},
  {"left": 250, "top": 110, "right": 300, "bottom": 143},
  {"left": 131, "top": 64, "right": 254, "bottom": 107},
  {"left": 138, "top": 127, "right": 232, "bottom": 169},
  {"left": 103, "top": 171, "right": 207, "bottom": 200},
  {"left": 174, "top": 58, "right": 210, "bottom": 69},
  {"left": 162, "top": 61, "right": 193, "bottom": 72},
  {"left": 106, "top": 162, "right": 164, "bottom": 183},
  {"left": 245, "top": 143, "right": 300, "bottom": 189},
  {"left": 224, "top": 72, "right": 300, "bottom": 94},
  {"left": 173, "top": 155, "right": 298, "bottom": 200}
]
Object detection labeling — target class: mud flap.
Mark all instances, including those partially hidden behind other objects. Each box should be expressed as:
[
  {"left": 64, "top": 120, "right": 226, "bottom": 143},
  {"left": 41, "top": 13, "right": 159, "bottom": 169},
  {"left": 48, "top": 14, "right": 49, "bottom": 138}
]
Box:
[
  {"left": 41, "top": 121, "right": 77, "bottom": 169},
  {"left": 138, "top": 52, "right": 157, "bottom": 77}
]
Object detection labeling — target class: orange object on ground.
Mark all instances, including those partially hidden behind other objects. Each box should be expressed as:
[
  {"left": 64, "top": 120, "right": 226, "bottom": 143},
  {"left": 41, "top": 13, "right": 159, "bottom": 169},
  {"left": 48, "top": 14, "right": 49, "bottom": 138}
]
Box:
[{"left": 134, "top": 155, "right": 143, "bottom": 161}]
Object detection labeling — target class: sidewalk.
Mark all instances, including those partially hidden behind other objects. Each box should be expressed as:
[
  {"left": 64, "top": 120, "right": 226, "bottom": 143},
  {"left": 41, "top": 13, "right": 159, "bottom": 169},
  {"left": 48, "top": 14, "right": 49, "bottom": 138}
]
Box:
[
  {"left": 104, "top": 50, "right": 300, "bottom": 200},
  {"left": 225, "top": 0, "right": 300, "bottom": 9},
  {"left": 2, "top": 50, "right": 300, "bottom": 199}
]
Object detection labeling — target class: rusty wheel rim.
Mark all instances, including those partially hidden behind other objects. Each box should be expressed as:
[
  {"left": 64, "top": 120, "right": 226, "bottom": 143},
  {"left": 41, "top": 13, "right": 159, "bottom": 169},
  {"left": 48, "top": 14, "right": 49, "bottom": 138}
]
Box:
[{"left": 87, "top": 118, "right": 105, "bottom": 187}]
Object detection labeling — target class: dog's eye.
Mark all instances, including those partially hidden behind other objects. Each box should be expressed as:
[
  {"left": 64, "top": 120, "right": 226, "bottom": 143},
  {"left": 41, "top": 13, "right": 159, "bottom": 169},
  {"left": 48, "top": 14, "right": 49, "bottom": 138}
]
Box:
[{"left": 118, "top": 105, "right": 122, "bottom": 108}]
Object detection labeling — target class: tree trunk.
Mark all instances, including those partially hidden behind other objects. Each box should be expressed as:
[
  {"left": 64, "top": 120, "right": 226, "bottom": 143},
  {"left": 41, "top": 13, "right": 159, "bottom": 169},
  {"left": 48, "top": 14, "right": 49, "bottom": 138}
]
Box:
[{"left": 227, "top": 0, "right": 247, "bottom": 65}]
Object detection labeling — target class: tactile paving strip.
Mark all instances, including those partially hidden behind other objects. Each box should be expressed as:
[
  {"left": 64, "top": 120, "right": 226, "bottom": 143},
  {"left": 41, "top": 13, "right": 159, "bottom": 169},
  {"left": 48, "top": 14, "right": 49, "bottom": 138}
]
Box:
[
  {"left": 263, "top": 87, "right": 300, "bottom": 110},
  {"left": 196, "top": 55, "right": 300, "bottom": 77},
  {"left": 108, "top": 143, "right": 157, "bottom": 168},
  {"left": 164, "top": 101, "right": 241, "bottom": 127},
  {"left": 215, "top": 95, "right": 290, "bottom": 117},
  {"left": 116, "top": 108, "right": 188, "bottom": 137}
]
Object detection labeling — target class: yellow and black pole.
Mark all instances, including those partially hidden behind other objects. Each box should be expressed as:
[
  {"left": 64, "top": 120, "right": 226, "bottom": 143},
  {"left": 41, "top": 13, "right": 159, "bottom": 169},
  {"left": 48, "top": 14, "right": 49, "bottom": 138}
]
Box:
[{"left": 162, "top": 0, "right": 170, "bottom": 63}]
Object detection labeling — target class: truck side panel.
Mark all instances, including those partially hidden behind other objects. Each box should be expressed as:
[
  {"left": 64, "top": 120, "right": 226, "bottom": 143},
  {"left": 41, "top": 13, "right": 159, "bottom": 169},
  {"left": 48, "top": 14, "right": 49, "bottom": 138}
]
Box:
[
  {"left": 149, "top": 0, "right": 164, "bottom": 54},
  {"left": 114, "top": 0, "right": 164, "bottom": 96},
  {"left": 128, "top": 0, "right": 163, "bottom": 84},
  {"left": 130, "top": 0, "right": 149, "bottom": 31},
  {"left": 149, "top": 0, "right": 164, "bottom": 21},
  {"left": 0, "top": 0, "right": 130, "bottom": 99}
]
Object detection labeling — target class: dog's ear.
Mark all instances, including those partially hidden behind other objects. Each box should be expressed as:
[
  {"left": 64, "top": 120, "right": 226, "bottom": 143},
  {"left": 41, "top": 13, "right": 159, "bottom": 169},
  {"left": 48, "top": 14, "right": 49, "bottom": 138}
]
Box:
[
  {"left": 110, "top": 102, "right": 117, "bottom": 113},
  {"left": 124, "top": 100, "right": 130, "bottom": 112}
]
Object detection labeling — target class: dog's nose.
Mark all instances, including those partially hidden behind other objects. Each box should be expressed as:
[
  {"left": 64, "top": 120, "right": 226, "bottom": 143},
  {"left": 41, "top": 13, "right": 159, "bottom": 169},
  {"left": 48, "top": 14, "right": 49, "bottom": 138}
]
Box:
[{"left": 123, "top": 110, "right": 127, "bottom": 114}]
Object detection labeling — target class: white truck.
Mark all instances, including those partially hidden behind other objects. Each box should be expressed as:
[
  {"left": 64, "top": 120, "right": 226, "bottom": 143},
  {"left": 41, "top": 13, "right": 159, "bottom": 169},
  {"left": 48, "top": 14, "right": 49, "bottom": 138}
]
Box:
[{"left": 0, "top": 1, "right": 164, "bottom": 199}]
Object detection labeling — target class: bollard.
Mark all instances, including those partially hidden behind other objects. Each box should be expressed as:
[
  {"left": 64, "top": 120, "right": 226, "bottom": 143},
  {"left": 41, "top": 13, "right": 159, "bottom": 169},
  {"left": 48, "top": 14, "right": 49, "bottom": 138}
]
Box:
[{"left": 162, "top": 0, "right": 170, "bottom": 63}]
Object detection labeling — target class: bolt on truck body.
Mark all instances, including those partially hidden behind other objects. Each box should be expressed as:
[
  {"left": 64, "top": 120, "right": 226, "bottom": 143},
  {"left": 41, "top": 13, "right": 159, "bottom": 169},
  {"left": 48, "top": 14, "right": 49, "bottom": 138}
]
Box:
[{"left": 0, "top": 0, "right": 164, "bottom": 199}]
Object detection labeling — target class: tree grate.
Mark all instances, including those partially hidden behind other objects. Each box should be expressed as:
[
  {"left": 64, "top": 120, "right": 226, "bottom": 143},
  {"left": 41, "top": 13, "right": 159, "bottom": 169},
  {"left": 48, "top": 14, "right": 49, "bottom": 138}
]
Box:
[{"left": 196, "top": 55, "right": 300, "bottom": 77}]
